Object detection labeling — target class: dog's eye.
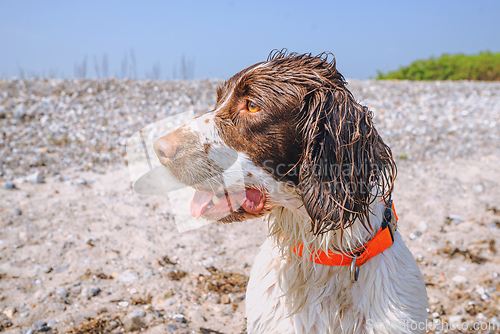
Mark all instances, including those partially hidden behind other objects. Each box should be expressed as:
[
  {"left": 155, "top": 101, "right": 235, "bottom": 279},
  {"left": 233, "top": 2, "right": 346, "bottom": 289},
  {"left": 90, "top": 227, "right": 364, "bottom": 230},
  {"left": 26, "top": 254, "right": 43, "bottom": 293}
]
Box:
[{"left": 247, "top": 101, "right": 260, "bottom": 113}]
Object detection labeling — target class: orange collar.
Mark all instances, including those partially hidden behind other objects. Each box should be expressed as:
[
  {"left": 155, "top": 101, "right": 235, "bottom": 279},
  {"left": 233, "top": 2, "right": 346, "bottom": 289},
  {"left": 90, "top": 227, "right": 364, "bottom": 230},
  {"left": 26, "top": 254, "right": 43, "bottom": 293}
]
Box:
[{"left": 293, "top": 201, "right": 398, "bottom": 268}]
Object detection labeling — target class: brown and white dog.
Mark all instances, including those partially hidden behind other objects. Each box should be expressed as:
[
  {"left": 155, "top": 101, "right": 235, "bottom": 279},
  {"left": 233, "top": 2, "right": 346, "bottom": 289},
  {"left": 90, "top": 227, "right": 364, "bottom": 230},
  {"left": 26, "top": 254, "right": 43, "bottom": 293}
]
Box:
[{"left": 153, "top": 51, "right": 429, "bottom": 333}]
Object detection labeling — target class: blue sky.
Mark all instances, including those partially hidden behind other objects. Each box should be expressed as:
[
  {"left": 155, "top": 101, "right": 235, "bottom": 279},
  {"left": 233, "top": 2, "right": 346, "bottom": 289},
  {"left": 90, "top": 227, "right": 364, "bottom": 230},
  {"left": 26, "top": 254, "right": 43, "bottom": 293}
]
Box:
[{"left": 1, "top": 0, "right": 499, "bottom": 80}]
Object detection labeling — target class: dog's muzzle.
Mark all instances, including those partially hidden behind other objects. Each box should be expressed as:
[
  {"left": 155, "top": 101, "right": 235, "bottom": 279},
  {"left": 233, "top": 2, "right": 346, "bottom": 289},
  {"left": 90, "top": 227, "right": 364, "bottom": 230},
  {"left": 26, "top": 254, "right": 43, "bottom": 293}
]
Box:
[{"left": 126, "top": 111, "right": 258, "bottom": 232}]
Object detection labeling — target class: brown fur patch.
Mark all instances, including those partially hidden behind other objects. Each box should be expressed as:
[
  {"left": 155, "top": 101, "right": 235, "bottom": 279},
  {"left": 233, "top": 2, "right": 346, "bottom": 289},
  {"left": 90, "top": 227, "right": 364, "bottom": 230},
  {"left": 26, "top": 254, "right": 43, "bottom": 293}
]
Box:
[{"left": 212, "top": 52, "right": 395, "bottom": 233}]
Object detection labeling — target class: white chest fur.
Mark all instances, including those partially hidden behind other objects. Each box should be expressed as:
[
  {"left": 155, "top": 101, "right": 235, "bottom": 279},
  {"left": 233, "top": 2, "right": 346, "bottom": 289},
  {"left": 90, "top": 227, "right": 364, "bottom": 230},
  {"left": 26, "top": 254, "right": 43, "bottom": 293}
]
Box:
[{"left": 245, "top": 207, "right": 429, "bottom": 334}]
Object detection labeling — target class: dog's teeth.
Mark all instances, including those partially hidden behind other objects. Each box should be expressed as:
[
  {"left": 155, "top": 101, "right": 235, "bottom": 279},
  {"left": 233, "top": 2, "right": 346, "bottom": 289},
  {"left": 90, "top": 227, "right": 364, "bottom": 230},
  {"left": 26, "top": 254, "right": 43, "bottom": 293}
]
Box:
[{"left": 212, "top": 196, "right": 220, "bottom": 204}]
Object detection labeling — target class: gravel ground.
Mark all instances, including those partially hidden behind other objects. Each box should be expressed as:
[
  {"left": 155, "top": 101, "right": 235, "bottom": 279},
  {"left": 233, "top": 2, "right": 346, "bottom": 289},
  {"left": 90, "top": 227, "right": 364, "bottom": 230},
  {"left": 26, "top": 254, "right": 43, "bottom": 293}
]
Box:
[
  {"left": 1, "top": 78, "right": 499, "bottom": 181},
  {"left": 1, "top": 78, "right": 500, "bottom": 334},
  {"left": 348, "top": 79, "right": 500, "bottom": 160},
  {"left": 0, "top": 78, "right": 220, "bottom": 181}
]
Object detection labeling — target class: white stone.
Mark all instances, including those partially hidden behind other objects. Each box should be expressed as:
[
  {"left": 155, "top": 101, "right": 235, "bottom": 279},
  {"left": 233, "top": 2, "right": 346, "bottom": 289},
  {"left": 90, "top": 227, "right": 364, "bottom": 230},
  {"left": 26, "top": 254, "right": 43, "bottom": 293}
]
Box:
[
  {"left": 452, "top": 275, "right": 468, "bottom": 283},
  {"left": 26, "top": 172, "right": 43, "bottom": 184},
  {"left": 119, "top": 270, "right": 139, "bottom": 284},
  {"left": 419, "top": 221, "right": 428, "bottom": 231}
]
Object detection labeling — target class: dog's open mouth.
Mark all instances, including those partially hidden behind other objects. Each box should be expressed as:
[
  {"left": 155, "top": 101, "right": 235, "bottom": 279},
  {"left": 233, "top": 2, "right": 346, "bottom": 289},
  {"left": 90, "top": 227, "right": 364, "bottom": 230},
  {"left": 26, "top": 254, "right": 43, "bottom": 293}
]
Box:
[{"left": 190, "top": 188, "right": 266, "bottom": 219}]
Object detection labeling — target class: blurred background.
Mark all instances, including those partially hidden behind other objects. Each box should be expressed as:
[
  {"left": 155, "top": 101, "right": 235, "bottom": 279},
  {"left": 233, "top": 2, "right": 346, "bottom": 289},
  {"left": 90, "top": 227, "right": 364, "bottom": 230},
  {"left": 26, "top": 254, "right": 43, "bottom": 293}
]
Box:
[{"left": 1, "top": 0, "right": 500, "bottom": 80}]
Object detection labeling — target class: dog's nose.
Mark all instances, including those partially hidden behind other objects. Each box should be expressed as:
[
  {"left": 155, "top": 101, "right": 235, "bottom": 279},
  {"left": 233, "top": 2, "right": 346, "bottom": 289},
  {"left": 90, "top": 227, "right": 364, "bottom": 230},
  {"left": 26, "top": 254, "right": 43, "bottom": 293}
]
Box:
[{"left": 154, "top": 133, "right": 180, "bottom": 164}]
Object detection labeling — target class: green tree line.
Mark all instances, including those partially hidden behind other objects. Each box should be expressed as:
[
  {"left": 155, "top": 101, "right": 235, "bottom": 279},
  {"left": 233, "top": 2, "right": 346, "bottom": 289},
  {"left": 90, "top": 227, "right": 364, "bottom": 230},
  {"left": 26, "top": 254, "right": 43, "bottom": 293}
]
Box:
[{"left": 377, "top": 51, "right": 500, "bottom": 81}]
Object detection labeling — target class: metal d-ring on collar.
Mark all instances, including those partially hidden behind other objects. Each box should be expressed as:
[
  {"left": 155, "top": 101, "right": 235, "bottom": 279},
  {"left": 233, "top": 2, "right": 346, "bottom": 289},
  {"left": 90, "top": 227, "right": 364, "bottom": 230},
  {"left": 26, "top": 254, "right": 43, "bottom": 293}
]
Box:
[
  {"left": 350, "top": 200, "right": 395, "bottom": 283},
  {"left": 350, "top": 255, "right": 359, "bottom": 282}
]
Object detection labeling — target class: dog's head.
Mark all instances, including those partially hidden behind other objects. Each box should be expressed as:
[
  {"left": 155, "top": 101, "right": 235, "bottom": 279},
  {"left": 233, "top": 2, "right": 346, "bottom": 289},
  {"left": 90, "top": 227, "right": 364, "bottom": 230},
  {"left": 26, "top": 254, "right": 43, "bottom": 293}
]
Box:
[{"left": 154, "top": 51, "right": 396, "bottom": 234}]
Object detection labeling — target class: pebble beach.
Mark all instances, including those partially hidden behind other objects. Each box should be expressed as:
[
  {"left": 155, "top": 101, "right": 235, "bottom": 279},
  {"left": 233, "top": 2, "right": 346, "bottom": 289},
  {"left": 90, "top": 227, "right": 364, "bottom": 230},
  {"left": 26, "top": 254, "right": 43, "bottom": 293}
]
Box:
[{"left": 1, "top": 78, "right": 500, "bottom": 333}]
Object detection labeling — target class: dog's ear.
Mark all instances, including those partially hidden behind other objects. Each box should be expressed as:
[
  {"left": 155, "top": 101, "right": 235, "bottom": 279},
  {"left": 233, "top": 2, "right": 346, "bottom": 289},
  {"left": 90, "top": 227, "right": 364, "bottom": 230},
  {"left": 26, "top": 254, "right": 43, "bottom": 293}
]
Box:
[{"left": 298, "top": 86, "right": 396, "bottom": 234}]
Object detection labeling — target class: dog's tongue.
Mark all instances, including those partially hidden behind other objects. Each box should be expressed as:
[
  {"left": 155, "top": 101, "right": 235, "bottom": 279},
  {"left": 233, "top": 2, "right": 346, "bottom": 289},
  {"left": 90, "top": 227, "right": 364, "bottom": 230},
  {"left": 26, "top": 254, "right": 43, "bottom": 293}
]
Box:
[
  {"left": 190, "top": 191, "right": 214, "bottom": 219},
  {"left": 190, "top": 189, "right": 265, "bottom": 218}
]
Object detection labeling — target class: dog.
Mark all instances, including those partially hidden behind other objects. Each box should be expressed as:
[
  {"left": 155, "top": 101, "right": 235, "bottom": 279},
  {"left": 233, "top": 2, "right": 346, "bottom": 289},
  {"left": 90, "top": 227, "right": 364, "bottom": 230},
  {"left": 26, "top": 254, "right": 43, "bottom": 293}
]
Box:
[{"left": 153, "top": 51, "right": 429, "bottom": 333}]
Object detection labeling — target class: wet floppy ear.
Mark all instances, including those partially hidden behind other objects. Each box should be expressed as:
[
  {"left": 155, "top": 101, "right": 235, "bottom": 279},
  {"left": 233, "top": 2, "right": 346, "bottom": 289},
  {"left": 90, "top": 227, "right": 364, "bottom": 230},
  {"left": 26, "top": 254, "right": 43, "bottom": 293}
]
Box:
[{"left": 298, "top": 88, "right": 396, "bottom": 234}]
